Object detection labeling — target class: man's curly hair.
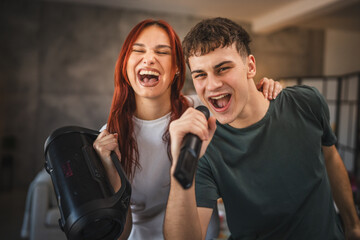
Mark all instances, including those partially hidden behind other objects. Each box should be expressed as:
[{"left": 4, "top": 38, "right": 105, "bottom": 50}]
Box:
[{"left": 182, "top": 17, "right": 252, "bottom": 66}]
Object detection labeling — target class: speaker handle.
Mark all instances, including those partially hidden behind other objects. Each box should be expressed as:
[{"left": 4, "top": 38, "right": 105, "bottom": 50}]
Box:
[{"left": 109, "top": 151, "right": 131, "bottom": 202}]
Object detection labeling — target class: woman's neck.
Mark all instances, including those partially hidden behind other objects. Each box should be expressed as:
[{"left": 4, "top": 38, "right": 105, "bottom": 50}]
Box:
[{"left": 134, "top": 94, "right": 172, "bottom": 120}]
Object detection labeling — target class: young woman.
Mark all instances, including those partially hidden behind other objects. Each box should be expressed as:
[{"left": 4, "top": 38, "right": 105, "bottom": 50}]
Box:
[{"left": 93, "top": 19, "right": 282, "bottom": 240}]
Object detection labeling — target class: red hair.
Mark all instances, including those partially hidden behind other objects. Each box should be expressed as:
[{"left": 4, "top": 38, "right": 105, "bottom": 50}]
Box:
[{"left": 107, "top": 19, "right": 189, "bottom": 180}]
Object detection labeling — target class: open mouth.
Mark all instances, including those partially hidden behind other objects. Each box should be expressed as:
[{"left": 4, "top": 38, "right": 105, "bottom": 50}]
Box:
[
  {"left": 138, "top": 70, "right": 160, "bottom": 87},
  {"left": 209, "top": 94, "right": 231, "bottom": 111}
]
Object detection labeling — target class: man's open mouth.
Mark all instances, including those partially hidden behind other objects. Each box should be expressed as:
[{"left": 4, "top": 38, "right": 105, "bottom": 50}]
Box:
[
  {"left": 209, "top": 94, "right": 231, "bottom": 110},
  {"left": 138, "top": 70, "right": 160, "bottom": 87}
]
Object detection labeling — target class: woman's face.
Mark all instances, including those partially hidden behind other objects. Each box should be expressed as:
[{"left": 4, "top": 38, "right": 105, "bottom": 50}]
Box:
[{"left": 126, "top": 25, "right": 175, "bottom": 102}]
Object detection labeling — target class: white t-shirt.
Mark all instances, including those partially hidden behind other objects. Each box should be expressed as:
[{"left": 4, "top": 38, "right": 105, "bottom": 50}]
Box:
[
  {"left": 101, "top": 95, "right": 216, "bottom": 239},
  {"left": 129, "top": 112, "right": 171, "bottom": 239}
]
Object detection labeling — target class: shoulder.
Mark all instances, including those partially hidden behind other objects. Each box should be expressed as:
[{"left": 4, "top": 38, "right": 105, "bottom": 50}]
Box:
[
  {"left": 278, "top": 85, "right": 331, "bottom": 126},
  {"left": 185, "top": 94, "right": 203, "bottom": 108},
  {"left": 280, "top": 85, "right": 327, "bottom": 111},
  {"left": 282, "top": 85, "right": 321, "bottom": 100},
  {"left": 99, "top": 124, "right": 107, "bottom": 132}
]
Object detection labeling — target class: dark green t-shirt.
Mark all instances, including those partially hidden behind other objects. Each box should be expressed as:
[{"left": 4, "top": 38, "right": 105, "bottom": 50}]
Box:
[{"left": 195, "top": 86, "right": 344, "bottom": 239}]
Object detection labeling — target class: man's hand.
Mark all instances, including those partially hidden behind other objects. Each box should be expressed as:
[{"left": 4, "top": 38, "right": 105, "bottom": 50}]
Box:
[
  {"left": 323, "top": 145, "right": 360, "bottom": 240},
  {"left": 169, "top": 107, "right": 217, "bottom": 173},
  {"left": 165, "top": 107, "right": 216, "bottom": 240},
  {"left": 346, "top": 227, "right": 360, "bottom": 240},
  {"left": 256, "top": 77, "right": 283, "bottom": 100}
]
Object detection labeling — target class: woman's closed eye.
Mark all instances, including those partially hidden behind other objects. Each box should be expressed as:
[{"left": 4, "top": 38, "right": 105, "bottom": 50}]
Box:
[
  {"left": 132, "top": 49, "right": 145, "bottom": 53},
  {"left": 156, "top": 50, "right": 171, "bottom": 55}
]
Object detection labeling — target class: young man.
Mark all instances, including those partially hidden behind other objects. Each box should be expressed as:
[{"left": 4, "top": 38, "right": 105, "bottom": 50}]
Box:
[{"left": 164, "top": 17, "right": 360, "bottom": 239}]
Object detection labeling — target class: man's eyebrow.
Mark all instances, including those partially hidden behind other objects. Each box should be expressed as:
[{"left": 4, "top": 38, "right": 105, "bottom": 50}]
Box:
[
  {"left": 191, "top": 60, "right": 233, "bottom": 74},
  {"left": 190, "top": 69, "right": 204, "bottom": 75},
  {"left": 214, "top": 61, "right": 233, "bottom": 69}
]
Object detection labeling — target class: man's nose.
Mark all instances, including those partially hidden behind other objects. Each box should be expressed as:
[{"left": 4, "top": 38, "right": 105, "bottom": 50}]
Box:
[{"left": 206, "top": 74, "right": 223, "bottom": 91}]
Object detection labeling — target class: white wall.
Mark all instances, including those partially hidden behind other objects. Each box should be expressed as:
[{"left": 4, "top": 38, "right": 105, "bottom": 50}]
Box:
[{"left": 324, "top": 29, "right": 360, "bottom": 75}]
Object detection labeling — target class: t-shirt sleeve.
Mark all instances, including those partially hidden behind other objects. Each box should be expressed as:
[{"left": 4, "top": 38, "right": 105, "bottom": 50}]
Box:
[
  {"left": 185, "top": 94, "right": 203, "bottom": 108},
  {"left": 309, "top": 87, "right": 337, "bottom": 146},
  {"left": 195, "top": 155, "right": 219, "bottom": 209},
  {"left": 295, "top": 86, "right": 337, "bottom": 146}
]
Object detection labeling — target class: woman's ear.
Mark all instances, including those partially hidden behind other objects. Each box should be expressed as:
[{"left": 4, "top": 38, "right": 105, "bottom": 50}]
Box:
[
  {"left": 247, "top": 55, "right": 256, "bottom": 79},
  {"left": 172, "top": 67, "right": 180, "bottom": 85}
]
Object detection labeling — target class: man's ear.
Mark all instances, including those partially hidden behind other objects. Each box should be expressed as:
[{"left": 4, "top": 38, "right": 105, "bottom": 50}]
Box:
[{"left": 247, "top": 55, "right": 256, "bottom": 79}]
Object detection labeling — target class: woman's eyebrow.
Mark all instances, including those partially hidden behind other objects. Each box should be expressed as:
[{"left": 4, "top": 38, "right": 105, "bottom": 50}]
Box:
[
  {"left": 133, "top": 43, "right": 144, "bottom": 47},
  {"left": 133, "top": 43, "right": 171, "bottom": 50},
  {"left": 155, "top": 44, "right": 172, "bottom": 49}
]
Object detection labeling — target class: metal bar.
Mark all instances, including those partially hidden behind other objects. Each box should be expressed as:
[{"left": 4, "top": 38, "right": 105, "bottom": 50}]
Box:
[
  {"left": 354, "top": 74, "right": 360, "bottom": 178},
  {"left": 334, "top": 76, "right": 342, "bottom": 146},
  {"left": 323, "top": 77, "right": 328, "bottom": 99}
]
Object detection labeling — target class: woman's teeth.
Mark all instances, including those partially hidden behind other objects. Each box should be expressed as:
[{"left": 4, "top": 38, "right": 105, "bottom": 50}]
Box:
[
  {"left": 138, "top": 70, "right": 160, "bottom": 86},
  {"left": 139, "top": 70, "right": 159, "bottom": 76}
]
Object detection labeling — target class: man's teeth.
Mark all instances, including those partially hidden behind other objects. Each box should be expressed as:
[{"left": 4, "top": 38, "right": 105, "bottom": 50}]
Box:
[
  {"left": 139, "top": 70, "right": 159, "bottom": 76},
  {"left": 211, "top": 94, "right": 228, "bottom": 100}
]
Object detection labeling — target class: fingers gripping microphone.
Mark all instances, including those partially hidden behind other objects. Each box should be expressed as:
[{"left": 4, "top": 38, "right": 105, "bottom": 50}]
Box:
[{"left": 173, "top": 105, "right": 210, "bottom": 189}]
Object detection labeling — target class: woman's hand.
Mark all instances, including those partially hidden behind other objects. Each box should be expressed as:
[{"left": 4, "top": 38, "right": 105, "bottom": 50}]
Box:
[
  {"left": 93, "top": 130, "right": 121, "bottom": 160},
  {"left": 256, "top": 77, "right": 283, "bottom": 100},
  {"left": 93, "top": 130, "right": 122, "bottom": 191}
]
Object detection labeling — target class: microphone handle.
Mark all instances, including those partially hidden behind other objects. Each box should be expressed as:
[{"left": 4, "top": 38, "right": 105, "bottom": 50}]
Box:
[{"left": 173, "top": 106, "right": 209, "bottom": 189}]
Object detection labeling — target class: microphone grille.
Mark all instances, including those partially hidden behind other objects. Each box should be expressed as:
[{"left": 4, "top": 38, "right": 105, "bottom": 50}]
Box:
[{"left": 195, "top": 105, "right": 210, "bottom": 120}]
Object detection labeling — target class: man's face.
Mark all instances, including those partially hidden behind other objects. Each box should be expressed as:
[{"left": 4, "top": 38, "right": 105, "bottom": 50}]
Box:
[{"left": 189, "top": 44, "right": 256, "bottom": 127}]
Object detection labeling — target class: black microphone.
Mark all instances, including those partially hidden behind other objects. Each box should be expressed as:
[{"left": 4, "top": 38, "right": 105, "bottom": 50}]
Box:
[{"left": 173, "top": 105, "right": 210, "bottom": 189}]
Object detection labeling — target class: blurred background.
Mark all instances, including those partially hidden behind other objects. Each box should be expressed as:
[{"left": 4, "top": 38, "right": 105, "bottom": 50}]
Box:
[{"left": 0, "top": 0, "right": 359, "bottom": 239}]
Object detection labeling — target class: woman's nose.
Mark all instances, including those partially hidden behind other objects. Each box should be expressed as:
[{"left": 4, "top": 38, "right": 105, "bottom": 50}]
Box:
[{"left": 143, "top": 52, "right": 155, "bottom": 65}]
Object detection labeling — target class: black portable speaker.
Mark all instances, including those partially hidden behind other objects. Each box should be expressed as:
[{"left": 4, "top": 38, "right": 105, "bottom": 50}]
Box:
[{"left": 44, "top": 126, "right": 131, "bottom": 240}]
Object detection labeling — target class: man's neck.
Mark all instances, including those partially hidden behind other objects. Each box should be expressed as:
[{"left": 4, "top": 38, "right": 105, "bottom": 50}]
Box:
[{"left": 229, "top": 83, "right": 270, "bottom": 129}]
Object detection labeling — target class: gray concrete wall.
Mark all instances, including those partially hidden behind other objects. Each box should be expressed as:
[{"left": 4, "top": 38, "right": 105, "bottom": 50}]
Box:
[
  {"left": 253, "top": 27, "right": 324, "bottom": 79},
  {"left": 0, "top": 0, "right": 324, "bottom": 189}
]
